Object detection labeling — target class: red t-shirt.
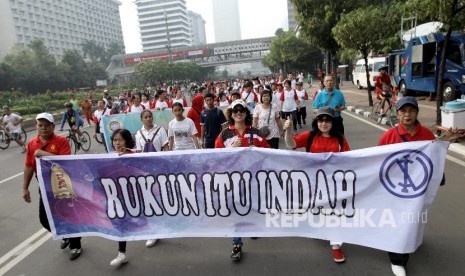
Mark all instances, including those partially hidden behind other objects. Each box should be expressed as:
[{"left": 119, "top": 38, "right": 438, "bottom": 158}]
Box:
[
  {"left": 378, "top": 123, "right": 435, "bottom": 145},
  {"left": 215, "top": 125, "right": 270, "bottom": 148},
  {"left": 25, "top": 134, "right": 71, "bottom": 174},
  {"left": 293, "top": 131, "right": 350, "bottom": 153}
]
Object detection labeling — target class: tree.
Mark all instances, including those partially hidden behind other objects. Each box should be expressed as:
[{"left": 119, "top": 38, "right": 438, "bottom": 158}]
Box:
[
  {"left": 263, "top": 32, "right": 323, "bottom": 74},
  {"left": 61, "top": 50, "right": 92, "bottom": 88},
  {"left": 222, "top": 69, "right": 229, "bottom": 79},
  {"left": 332, "top": 6, "right": 398, "bottom": 106},
  {"left": 406, "top": 0, "right": 465, "bottom": 124}
]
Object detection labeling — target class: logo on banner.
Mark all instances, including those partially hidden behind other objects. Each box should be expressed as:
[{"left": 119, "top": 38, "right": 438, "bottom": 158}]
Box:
[{"left": 379, "top": 150, "right": 433, "bottom": 198}]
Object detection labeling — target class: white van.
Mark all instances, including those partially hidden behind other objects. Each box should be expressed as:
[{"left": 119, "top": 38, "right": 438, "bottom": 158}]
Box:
[{"left": 352, "top": 56, "right": 386, "bottom": 89}]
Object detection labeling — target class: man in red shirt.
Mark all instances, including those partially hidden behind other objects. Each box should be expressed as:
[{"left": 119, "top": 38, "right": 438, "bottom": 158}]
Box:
[
  {"left": 378, "top": 97, "right": 435, "bottom": 276},
  {"left": 374, "top": 66, "right": 392, "bottom": 114},
  {"left": 22, "top": 113, "right": 83, "bottom": 260}
]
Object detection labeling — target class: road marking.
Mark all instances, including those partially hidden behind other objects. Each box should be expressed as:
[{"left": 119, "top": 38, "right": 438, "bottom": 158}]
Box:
[
  {"left": 343, "top": 111, "right": 465, "bottom": 168},
  {"left": 0, "top": 228, "right": 48, "bottom": 267},
  {"left": 0, "top": 172, "right": 24, "bottom": 186},
  {"left": 0, "top": 231, "right": 51, "bottom": 275}
]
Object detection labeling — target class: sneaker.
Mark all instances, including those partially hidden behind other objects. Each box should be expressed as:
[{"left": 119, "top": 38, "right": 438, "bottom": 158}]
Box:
[
  {"left": 110, "top": 252, "right": 128, "bottom": 267},
  {"left": 299, "top": 124, "right": 303, "bottom": 129},
  {"left": 69, "top": 248, "right": 82, "bottom": 260},
  {"left": 60, "top": 238, "right": 70, "bottom": 249},
  {"left": 145, "top": 239, "right": 158, "bottom": 248},
  {"left": 231, "top": 245, "right": 242, "bottom": 262},
  {"left": 21, "top": 145, "right": 26, "bottom": 153},
  {"left": 332, "top": 248, "right": 345, "bottom": 263},
  {"left": 391, "top": 264, "right": 406, "bottom": 276}
]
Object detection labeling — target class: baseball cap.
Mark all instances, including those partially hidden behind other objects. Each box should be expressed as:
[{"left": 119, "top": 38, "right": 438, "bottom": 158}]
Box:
[
  {"left": 36, "top": 112, "right": 54, "bottom": 123},
  {"left": 316, "top": 106, "right": 335, "bottom": 118},
  {"left": 230, "top": 99, "right": 247, "bottom": 109},
  {"left": 395, "top": 96, "right": 418, "bottom": 111},
  {"left": 378, "top": 66, "right": 388, "bottom": 72}
]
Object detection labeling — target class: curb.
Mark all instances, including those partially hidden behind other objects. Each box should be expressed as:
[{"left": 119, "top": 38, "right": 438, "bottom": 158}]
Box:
[{"left": 345, "top": 105, "right": 465, "bottom": 157}]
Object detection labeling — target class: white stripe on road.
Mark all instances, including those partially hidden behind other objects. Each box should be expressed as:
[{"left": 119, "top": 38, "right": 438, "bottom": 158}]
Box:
[
  {"left": 0, "top": 231, "right": 51, "bottom": 275},
  {"left": 0, "top": 228, "right": 48, "bottom": 267},
  {"left": 0, "top": 172, "right": 23, "bottom": 186},
  {"left": 343, "top": 110, "right": 465, "bottom": 168}
]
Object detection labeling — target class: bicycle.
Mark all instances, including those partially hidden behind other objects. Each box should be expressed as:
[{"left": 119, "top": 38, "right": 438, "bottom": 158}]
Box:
[
  {"left": 0, "top": 125, "right": 27, "bottom": 150},
  {"left": 370, "top": 90, "right": 397, "bottom": 127},
  {"left": 65, "top": 128, "right": 91, "bottom": 154}
]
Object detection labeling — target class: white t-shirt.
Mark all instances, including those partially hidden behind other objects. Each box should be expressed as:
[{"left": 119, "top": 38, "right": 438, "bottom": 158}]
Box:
[
  {"left": 127, "top": 104, "right": 145, "bottom": 114},
  {"left": 141, "top": 101, "right": 151, "bottom": 110},
  {"left": 219, "top": 100, "right": 230, "bottom": 107},
  {"left": 296, "top": 89, "right": 307, "bottom": 108},
  {"left": 281, "top": 89, "right": 298, "bottom": 112},
  {"left": 135, "top": 125, "right": 169, "bottom": 152},
  {"left": 2, "top": 113, "right": 22, "bottom": 133},
  {"left": 272, "top": 90, "right": 281, "bottom": 107},
  {"left": 155, "top": 100, "right": 169, "bottom": 110},
  {"left": 172, "top": 98, "right": 184, "bottom": 106},
  {"left": 93, "top": 108, "right": 112, "bottom": 133},
  {"left": 253, "top": 104, "right": 280, "bottom": 140},
  {"left": 168, "top": 117, "right": 198, "bottom": 150}
]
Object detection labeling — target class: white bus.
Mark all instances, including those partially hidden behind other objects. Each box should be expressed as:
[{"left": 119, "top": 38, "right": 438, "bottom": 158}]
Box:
[{"left": 352, "top": 56, "right": 386, "bottom": 89}]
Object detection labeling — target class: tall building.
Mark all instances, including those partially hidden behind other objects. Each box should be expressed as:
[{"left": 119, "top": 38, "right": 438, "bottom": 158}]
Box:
[
  {"left": 287, "top": 0, "right": 297, "bottom": 32},
  {"left": 136, "top": 0, "right": 191, "bottom": 52},
  {"left": 188, "top": 11, "right": 206, "bottom": 46},
  {"left": 212, "top": 0, "right": 241, "bottom": 43},
  {"left": 0, "top": 0, "right": 124, "bottom": 60}
]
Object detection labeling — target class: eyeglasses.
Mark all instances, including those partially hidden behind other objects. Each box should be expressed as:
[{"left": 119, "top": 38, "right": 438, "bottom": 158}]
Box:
[
  {"left": 232, "top": 108, "right": 245, "bottom": 114},
  {"left": 317, "top": 118, "right": 332, "bottom": 123}
]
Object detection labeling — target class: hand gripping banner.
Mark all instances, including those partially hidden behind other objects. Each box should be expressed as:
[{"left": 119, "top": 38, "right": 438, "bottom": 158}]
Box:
[{"left": 37, "top": 141, "right": 448, "bottom": 253}]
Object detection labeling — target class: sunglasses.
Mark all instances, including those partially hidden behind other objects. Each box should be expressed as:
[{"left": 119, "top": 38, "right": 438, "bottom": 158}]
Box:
[
  {"left": 317, "top": 118, "right": 332, "bottom": 123},
  {"left": 232, "top": 108, "right": 246, "bottom": 114}
]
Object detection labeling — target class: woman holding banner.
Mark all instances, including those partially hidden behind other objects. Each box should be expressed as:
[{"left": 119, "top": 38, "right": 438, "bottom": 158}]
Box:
[
  {"left": 215, "top": 99, "right": 269, "bottom": 262},
  {"left": 134, "top": 110, "right": 168, "bottom": 247},
  {"left": 109, "top": 129, "right": 135, "bottom": 267},
  {"left": 283, "top": 106, "right": 350, "bottom": 264}
]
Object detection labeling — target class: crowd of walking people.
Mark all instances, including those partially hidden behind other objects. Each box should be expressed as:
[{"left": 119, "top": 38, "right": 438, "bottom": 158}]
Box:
[{"left": 20, "top": 70, "right": 448, "bottom": 276}]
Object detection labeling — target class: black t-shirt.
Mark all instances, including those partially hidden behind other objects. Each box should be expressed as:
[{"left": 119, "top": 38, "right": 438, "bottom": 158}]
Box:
[{"left": 200, "top": 108, "right": 226, "bottom": 143}]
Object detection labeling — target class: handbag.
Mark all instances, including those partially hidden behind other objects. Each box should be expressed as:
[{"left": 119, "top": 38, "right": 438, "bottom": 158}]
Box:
[{"left": 259, "top": 104, "right": 272, "bottom": 137}]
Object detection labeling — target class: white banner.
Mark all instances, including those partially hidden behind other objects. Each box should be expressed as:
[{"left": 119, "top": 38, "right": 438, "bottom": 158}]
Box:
[{"left": 38, "top": 141, "right": 448, "bottom": 254}]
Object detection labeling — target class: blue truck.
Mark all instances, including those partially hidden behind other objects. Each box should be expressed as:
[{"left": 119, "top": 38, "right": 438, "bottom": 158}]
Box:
[{"left": 388, "top": 27, "right": 465, "bottom": 101}]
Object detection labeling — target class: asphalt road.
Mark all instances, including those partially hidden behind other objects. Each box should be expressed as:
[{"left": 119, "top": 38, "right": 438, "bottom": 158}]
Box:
[{"left": 1, "top": 99, "right": 465, "bottom": 276}]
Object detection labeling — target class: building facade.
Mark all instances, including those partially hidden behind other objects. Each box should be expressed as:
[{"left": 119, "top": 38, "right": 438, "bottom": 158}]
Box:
[
  {"left": 188, "top": 11, "right": 206, "bottom": 46},
  {"left": 212, "top": 0, "right": 241, "bottom": 43},
  {"left": 0, "top": 0, "right": 124, "bottom": 60},
  {"left": 287, "top": 0, "right": 297, "bottom": 32},
  {"left": 136, "top": 0, "right": 191, "bottom": 52}
]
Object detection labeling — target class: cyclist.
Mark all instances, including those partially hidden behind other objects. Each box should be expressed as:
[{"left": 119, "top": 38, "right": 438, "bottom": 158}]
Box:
[
  {"left": 2, "top": 105, "right": 26, "bottom": 152},
  {"left": 374, "top": 66, "right": 393, "bottom": 115},
  {"left": 60, "top": 102, "right": 84, "bottom": 140}
]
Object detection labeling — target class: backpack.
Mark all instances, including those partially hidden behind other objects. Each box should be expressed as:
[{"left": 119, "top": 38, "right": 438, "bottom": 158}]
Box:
[
  {"left": 139, "top": 127, "right": 161, "bottom": 152},
  {"left": 306, "top": 131, "right": 344, "bottom": 152}
]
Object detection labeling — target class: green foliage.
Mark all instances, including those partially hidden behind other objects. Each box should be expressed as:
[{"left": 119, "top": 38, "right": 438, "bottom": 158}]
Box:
[
  {"left": 134, "top": 60, "right": 205, "bottom": 85},
  {"left": 263, "top": 32, "right": 323, "bottom": 73},
  {"left": 405, "top": 0, "right": 465, "bottom": 29}
]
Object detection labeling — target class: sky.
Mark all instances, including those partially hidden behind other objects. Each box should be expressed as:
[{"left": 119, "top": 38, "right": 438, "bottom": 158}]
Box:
[{"left": 119, "top": 0, "right": 289, "bottom": 54}]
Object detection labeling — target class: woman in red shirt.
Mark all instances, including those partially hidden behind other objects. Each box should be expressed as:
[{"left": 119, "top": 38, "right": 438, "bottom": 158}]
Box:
[
  {"left": 283, "top": 106, "right": 350, "bottom": 263},
  {"left": 215, "top": 99, "right": 269, "bottom": 262}
]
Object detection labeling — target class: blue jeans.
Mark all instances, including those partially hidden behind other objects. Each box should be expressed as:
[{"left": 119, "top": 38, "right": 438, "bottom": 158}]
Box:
[{"left": 232, "top": 237, "right": 243, "bottom": 246}]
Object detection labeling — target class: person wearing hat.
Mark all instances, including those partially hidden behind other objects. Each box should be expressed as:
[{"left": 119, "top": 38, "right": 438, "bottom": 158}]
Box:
[
  {"left": 2, "top": 105, "right": 26, "bottom": 153},
  {"left": 283, "top": 106, "right": 350, "bottom": 263},
  {"left": 215, "top": 99, "right": 269, "bottom": 262},
  {"left": 23, "top": 113, "right": 83, "bottom": 260},
  {"left": 312, "top": 75, "right": 346, "bottom": 134},
  {"left": 374, "top": 65, "right": 393, "bottom": 115},
  {"left": 60, "top": 102, "right": 84, "bottom": 139},
  {"left": 378, "top": 96, "right": 435, "bottom": 276}
]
